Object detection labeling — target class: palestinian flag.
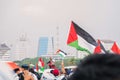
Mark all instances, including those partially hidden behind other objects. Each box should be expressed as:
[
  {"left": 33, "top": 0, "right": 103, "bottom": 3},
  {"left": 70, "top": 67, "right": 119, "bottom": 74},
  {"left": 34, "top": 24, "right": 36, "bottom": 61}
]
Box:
[
  {"left": 94, "top": 40, "right": 102, "bottom": 54},
  {"left": 111, "top": 42, "right": 120, "bottom": 54},
  {"left": 37, "top": 57, "right": 45, "bottom": 73},
  {"left": 38, "top": 58, "right": 44, "bottom": 67},
  {"left": 98, "top": 39, "right": 107, "bottom": 53},
  {"left": 67, "top": 21, "right": 107, "bottom": 54},
  {"left": 94, "top": 45, "right": 101, "bottom": 54},
  {"left": 56, "top": 49, "right": 67, "bottom": 58},
  {"left": 94, "top": 39, "right": 107, "bottom": 54},
  {"left": 67, "top": 21, "right": 92, "bottom": 54},
  {"left": 71, "top": 21, "right": 97, "bottom": 46}
]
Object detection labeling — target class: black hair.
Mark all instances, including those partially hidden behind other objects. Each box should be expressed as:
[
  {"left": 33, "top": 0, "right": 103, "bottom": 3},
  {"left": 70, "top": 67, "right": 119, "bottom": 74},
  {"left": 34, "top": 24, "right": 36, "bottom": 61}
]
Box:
[
  {"left": 14, "top": 68, "right": 20, "bottom": 73},
  {"left": 21, "top": 64, "right": 29, "bottom": 70},
  {"left": 29, "top": 68, "right": 35, "bottom": 73},
  {"left": 68, "top": 53, "right": 120, "bottom": 80},
  {"left": 50, "top": 70, "right": 53, "bottom": 74}
]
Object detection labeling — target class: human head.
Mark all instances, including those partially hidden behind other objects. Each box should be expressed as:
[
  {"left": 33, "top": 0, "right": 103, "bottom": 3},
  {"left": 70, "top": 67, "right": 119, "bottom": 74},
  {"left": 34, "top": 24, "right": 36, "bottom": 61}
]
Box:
[
  {"left": 68, "top": 53, "right": 120, "bottom": 80},
  {"left": 29, "top": 68, "right": 35, "bottom": 73},
  {"left": 50, "top": 69, "right": 59, "bottom": 76},
  {"left": 65, "top": 68, "right": 71, "bottom": 75},
  {"left": 21, "top": 64, "right": 29, "bottom": 71},
  {"left": 14, "top": 68, "right": 20, "bottom": 73}
]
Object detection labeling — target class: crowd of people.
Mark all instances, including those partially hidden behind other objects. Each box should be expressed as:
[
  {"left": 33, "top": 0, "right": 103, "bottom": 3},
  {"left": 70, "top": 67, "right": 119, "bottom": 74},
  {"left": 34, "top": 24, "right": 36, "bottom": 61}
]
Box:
[
  {"left": 13, "top": 52, "right": 120, "bottom": 80},
  {"left": 14, "top": 64, "right": 38, "bottom": 80},
  {"left": 13, "top": 57, "right": 74, "bottom": 80}
]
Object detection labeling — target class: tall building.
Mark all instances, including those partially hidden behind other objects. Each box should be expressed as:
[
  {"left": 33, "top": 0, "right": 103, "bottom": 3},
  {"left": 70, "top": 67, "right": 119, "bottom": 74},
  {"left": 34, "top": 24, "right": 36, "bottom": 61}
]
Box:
[
  {"left": 37, "top": 37, "right": 54, "bottom": 56},
  {"left": 13, "top": 34, "right": 32, "bottom": 61}
]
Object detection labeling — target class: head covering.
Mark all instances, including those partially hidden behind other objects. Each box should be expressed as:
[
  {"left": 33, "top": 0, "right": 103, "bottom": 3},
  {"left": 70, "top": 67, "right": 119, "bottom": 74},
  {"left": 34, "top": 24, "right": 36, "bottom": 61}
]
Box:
[
  {"left": 21, "top": 64, "right": 29, "bottom": 70},
  {"left": 52, "top": 59, "right": 55, "bottom": 62},
  {"left": 51, "top": 69, "right": 59, "bottom": 76}
]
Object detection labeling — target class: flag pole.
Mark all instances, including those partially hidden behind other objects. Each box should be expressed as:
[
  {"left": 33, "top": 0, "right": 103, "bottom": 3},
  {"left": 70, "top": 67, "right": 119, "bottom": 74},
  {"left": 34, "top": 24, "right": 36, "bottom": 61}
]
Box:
[{"left": 61, "top": 59, "right": 66, "bottom": 74}]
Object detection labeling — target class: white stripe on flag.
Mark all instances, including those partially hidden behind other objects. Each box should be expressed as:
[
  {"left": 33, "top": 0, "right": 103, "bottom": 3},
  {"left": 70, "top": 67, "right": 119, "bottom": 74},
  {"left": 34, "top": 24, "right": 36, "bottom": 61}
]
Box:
[{"left": 59, "top": 51, "right": 66, "bottom": 57}]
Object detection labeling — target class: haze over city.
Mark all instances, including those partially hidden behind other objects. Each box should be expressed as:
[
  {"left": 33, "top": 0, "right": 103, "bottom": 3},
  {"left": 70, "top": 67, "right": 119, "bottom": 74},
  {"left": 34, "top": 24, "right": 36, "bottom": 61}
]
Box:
[{"left": 0, "top": 0, "right": 120, "bottom": 59}]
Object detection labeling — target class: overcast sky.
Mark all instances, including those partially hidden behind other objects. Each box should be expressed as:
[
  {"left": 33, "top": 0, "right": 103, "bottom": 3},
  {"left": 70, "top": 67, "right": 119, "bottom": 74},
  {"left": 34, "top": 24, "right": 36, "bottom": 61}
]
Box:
[{"left": 0, "top": 0, "right": 120, "bottom": 57}]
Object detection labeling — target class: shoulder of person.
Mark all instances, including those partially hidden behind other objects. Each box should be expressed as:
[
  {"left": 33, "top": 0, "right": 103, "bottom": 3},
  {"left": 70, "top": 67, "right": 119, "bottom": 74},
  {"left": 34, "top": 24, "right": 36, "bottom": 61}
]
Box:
[{"left": 31, "top": 72, "right": 38, "bottom": 80}]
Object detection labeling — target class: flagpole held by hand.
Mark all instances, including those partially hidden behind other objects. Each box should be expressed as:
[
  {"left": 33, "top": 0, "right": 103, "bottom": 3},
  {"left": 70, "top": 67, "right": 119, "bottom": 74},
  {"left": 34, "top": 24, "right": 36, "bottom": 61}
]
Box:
[{"left": 61, "top": 60, "right": 66, "bottom": 74}]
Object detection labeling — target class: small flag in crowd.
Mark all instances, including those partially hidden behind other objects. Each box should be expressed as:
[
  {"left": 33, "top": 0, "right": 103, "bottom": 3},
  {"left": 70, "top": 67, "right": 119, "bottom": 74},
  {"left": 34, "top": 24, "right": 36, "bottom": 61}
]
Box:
[
  {"left": 38, "top": 57, "right": 44, "bottom": 67},
  {"left": 36, "top": 57, "right": 45, "bottom": 73},
  {"left": 56, "top": 49, "right": 67, "bottom": 58}
]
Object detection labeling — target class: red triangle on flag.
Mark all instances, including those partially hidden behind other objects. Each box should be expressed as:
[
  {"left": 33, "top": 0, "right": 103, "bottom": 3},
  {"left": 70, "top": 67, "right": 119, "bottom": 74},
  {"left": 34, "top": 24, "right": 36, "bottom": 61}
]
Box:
[
  {"left": 111, "top": 42, "right": 120, "bottom": 54},
  {"left": 67, "top": 21, "right": 78, "bottom": 44},
  {"left": 94, "top": 45, "right": 101, "bottom": 54},
  {"left": 94, "top": 40, "right": 102, "bottom": 54}
]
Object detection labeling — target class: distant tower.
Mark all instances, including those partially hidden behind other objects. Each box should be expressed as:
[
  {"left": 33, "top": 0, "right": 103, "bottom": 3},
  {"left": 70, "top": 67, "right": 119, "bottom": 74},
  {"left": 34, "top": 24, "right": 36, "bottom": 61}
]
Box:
[
  {"left": 19, "top": 33, "right": 27, "bottom": 41},
  {"left": 51, "top": 37, "right": 54, "bottom": 54},
  {"left": 13, "top": 33, "right": 31, "bottom": 60},
  {"left": 19, "top": 34, "right": 27, "bottom": 59},
  {"left": 56, "top": 26, "right": 59, "bottom": 50}
]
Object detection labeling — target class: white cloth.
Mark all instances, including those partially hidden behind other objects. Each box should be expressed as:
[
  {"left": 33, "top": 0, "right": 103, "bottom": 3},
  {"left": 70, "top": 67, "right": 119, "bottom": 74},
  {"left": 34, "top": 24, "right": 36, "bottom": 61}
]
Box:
[
  {"left": 40, "top": 69, "right": 64, "bottom": 80},
  {"left": 30, "top": 72, "right": 38, "bottom": 80}
]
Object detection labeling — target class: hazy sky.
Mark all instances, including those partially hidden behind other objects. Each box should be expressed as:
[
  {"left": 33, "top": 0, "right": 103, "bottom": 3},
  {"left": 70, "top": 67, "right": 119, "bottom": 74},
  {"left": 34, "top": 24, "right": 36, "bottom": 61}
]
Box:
[{"left": 0, "top": 0, "right": 120, "bottom": 57}]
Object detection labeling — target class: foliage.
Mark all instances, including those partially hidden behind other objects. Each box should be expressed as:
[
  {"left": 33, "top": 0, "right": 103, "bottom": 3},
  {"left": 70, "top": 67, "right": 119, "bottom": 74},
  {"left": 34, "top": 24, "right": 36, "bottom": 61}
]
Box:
[{"left": 14, "top": 57, "right": 81, "bottom": 69}]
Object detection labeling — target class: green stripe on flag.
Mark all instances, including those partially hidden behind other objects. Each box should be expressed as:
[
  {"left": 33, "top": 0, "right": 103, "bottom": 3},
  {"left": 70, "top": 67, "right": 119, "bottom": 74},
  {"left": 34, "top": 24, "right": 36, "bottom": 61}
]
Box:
[{"left": 68, "top": 40, "right": 91, "bottom": 54}]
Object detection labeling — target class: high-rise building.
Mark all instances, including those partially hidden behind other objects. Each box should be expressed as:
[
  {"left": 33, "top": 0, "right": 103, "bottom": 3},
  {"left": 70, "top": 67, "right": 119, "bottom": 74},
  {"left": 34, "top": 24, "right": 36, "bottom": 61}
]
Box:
[
  {"left": 37, "top": 37, "right": 54, "bottom": 56},
  {"left": 13, "top": 34, "right": 32, "bottom": 61}
]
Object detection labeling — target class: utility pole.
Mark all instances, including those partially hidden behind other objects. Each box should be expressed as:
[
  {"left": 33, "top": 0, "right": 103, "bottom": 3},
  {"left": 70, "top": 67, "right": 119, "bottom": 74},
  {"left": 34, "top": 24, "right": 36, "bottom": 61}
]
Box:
[
  {"left": 56, "top": 26, "right": 59, "bottom": 50},
  {"left": 51, "top": 37, "right": 54, "bottom": 54}
]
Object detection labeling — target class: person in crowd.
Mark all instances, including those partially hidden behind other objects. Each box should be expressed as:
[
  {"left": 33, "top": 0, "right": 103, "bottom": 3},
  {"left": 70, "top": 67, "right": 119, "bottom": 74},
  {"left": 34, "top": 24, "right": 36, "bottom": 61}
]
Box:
[
  {"left": 21, "top": 64, "right": 37, "bottom": 80},
  {"left": 50, "top": 69, "right": 60, "bottom": 77},
  {"left": 14, "top": 68, "right": 24, "bottom": 80},
  {"left": 29, "top": 68, "right": 41, "bottom": 80},
  {"left": 47, "top": 57, "right": 56, "bottom": 69},
  {"left": 68, "top": 53, "right": 120, "bottom": 80},
  {"left": 60, "top": 60, "right": 71, "bottom": 80}
]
